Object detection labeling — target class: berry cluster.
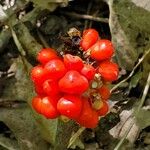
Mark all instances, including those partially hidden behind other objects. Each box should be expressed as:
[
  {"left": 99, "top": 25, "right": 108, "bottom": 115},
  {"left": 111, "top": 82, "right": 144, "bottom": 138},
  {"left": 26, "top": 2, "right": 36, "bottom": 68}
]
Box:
[{"left": 31, "top": 28, "right": 119, "bottom": 128}]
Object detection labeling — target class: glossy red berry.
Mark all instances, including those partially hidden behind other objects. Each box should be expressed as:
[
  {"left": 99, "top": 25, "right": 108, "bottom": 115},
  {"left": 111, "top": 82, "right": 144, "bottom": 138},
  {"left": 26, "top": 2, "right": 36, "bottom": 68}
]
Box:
[
  {"left": 31, "top": 28, "right": 119, "bottom": 128},
  {"left": 97, "top": 101, "right": 109, "bottom": 116},
  {"left": 45, "top": 59, "right": 67, "bottom": 80},
  {"left": 80, "top": 29, "right": 99, "bottom": 51},
  {"left": 99, "top": 85, "right": 110, "bottom": 100},
  {"left": 57, "top": 95, "right": 82, "bottom": 119},
  {"left": 76, "top": 99, "right": 99, "bottom": 128},
  {"left": 80, "top": 64, "right": 96, "bottom": 80},
  {"left": 98, "top": 60, "right": 119, "bottom": 82},
  {"left": 59, "top": 70, "right": 89, "bottom": 94},
  {"left": 37, "top": 48, "right": 58, "bottom": 65},
  {"left": 32, "top": 96, "right": 42, "bottom": 114},
  {"left": 43, "top": 79, "right": 60, "bottom": 96},
  {"left": 34, "top": 84, "right": 45, "bottom": 96},
  {"left": 63, "top": 54, "right": 84, "bottom": 71},
  {"left": 32, "top": 96, "right": 59, "bottom": 119},
  {"left": 31, "top": 65, "right": 49, "bottom": 85},
  {"left": 90, "top": 40, "right": 114, "bottom": 61}
]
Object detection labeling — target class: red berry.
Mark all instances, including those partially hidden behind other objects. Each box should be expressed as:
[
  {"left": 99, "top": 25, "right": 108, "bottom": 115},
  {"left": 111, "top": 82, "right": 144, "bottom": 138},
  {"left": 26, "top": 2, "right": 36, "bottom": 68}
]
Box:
[
  {"left": 90, "top": 40, "right": 114, "bottom": 61},
  {"left": 45, "top": 59, "right": 67, "bottom": 80},
  {"left": 63, "top": 54, "right": 84, "bottom": 71},
  {"left": 80, "top": 29, "right": 99, "bottom": 51},
  {"left": 57, "top": 95, "right": 82, "bottom": 119},
  {"left": 37, "top": 48, "right": 58, "bottom": 65},
  {"left": 97, "top": 101, "right": 109, "bottom": 116},
  {"left": 76, "top": 99, "right": 99, "bottom": 128},
  {"left": 43, "top": 79, "right": 60, "bottom": 96},
  {"left": 32, "top": 96, "right": 42, "bottom": 114},
  {"left": 32, "top": 96, "right": 59, "bottom": 119},
  {"left": 59, "top": 70, "right": 89, "bottom": 94},
  {"left": 31, "top": 65, "right": 49, "bottom": 85},
  {"left": 34, "top": 84, "right": 45, "bottom": 96},
  {"left": 80, "top": 64, "right": 96, "bottom": 80},
  {"left": 98, "top": 60, "right": 119, "bottom": 81},
  {"left": 99, "top": 85, "right": 110, "bottom": 100}
]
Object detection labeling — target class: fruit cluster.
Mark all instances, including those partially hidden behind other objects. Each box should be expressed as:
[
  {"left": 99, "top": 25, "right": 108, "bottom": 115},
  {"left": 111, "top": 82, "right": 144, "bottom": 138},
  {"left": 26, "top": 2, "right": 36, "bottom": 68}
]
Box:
[{"left": 31, "top": 28, "right": 119, "bottom": 128}]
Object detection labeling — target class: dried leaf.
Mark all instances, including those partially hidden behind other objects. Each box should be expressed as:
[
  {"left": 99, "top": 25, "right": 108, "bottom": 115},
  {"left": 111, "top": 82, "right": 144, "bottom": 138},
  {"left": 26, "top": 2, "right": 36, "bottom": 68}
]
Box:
[
  {"left": 109, "top": 110, "right": 140, "bottom": 143},
  {"left": 108, "top": 0, "right": 150, "bottom": 70},
  {"left": 131, "top": 0, "right": 150, "bottom": 11}
]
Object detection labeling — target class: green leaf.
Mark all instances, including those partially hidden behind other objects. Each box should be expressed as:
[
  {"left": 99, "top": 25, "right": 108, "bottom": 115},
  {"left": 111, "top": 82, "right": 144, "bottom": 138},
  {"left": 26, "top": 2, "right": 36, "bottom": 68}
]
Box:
[
  {"left": 134, "top": 108, "right": 150, "bottom": 129},
  {"left": 0, "top": 29, "right": 11, "bottom": 53},
  {"left": 129, "top": 71, "right": 142, "bottom": 90},
  {"left": 69, "top": 136, "right": 84, "bottom": 149},
  {"left": 0, "top": 107, "right": 49, "bottom": 150},
  {"left": 141, "top": 52, "right": 150, "bottom": 87},
  {"left": 33, "top": 113, "right": 77, "bottom": 149},
  {"left": 0, "top": 5, "right": 7, "bottom": 21},
  {"left": 0, "top": 134, "right": 19, "bottom": 150},
  {"left": 68, "top": 127, "right": 85, "bottom": 149},
  {"left": 1, "top": 57, "right": 33, "bottom": 102},
  {"left": 108, "top": 0, "right": 150, "bottom": 70},
  {"left": 30, "top": 0, "right": 68, "bottom": 11},
  {"left": 13, "top": 22, "right": 43, "bottom": 60}
]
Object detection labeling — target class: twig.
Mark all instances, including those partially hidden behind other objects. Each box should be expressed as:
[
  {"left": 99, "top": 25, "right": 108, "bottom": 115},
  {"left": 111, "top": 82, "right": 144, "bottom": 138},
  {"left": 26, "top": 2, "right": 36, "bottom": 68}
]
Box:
[
  {"left": 0, "top": 99, "right": 27, "bottom": 108},
  {"left": 88, "top": 10, "right": 99, "bottom": 28},
  {"left": 37, "top": 30, "right": 50, "bottom": 48},
  {"left": 111, "top": 48, "right": 150, "bottom": 93},
  {"left": 10, "top": 26, "right": 26, "bottom": 56},
  {"left": 84, "top": 1, "right": 93, "bottom": 29},
  {"left": 61, "top": 12, "right": 109, "bottom": 23}
]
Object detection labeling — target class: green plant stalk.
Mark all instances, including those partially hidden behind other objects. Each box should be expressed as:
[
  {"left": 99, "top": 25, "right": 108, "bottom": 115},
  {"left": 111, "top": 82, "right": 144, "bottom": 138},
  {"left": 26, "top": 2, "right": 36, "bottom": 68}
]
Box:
[
  {"left": 37, "top": 30, "right": 50, "bottom": 48},
  {"left": 67, "top": 127, "right": 85, "bottom": 148},
  {"left": 137, "top": 72, "right": 150, "bottom": 112},
  {"left": 111, "top": 48, "right": 150, "bottom": 93},
  {"left": 114, "top": 72, "right": 150, "bottom": 150},
  {"left": 114, "top": 121, "right": 134, "bottom": 150},
  {"left": 10, "top": 26, "right": 26, "bottom": 56}
]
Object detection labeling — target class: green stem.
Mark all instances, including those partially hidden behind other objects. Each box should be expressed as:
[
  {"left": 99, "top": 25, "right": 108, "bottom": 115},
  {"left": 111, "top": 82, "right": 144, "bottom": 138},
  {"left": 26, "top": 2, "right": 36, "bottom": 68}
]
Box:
[
  {"left": 111, "top": 49, "right": 150, "bottom": 93},
  {"left": 137, "top": 72, "right": 150, "bottom": 112},
  {"left": 114, "top": 71, "right": 150, "bottom": 150},
  {"left": 67, "top": 127, "right": 85, "bottom": 148},
  {"left": 114, "top": 122, "right": 134, "bottom": 150}
]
